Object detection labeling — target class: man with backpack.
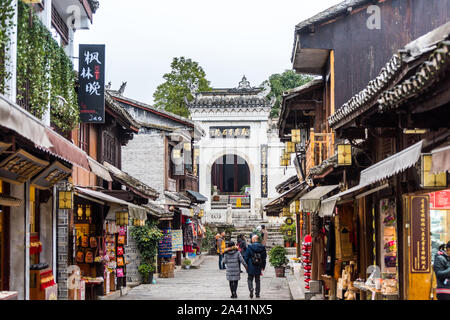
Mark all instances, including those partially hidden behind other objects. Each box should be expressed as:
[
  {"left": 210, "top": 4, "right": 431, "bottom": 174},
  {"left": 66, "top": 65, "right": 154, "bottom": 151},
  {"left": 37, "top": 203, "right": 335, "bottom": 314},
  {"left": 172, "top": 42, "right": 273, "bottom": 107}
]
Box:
[{"left": 243, "top": 234, "right": 267, "bottom": 298}]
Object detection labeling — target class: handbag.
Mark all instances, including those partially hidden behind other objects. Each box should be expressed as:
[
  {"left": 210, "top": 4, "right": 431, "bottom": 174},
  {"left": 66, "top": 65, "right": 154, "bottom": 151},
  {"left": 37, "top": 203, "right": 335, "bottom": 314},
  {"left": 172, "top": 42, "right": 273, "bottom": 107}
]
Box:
[
  {"left": 85, "top": 250, "right": 94, "bottom": 264},
  {"left": 90, "top": 236, "right": 98, "bottom": 248},
  {"left": 81, "top": 235, "right": 89, "bottom": 248},
  {"left": 76, "top": 250, "right": 84, "bottom": 263}
]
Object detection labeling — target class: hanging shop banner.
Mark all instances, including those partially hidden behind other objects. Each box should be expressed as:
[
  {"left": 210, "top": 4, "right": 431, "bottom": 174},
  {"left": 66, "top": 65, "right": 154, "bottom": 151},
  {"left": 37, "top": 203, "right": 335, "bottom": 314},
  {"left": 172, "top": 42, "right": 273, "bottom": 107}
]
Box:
[
  {"left": 171, "top": 229, "right": 184, "bottom": 252},
  {"left": 31, "top": 161, "right": 71, "bottom": 190},
  {"left": 209, "top": 126, "right": 250, "bottom": 139},
  {"left": 429, "top": 190, "right": 450, "bottom": 209},
  {"left": 410, "top": 195, "right": 431, "bottom": 273},
  {"left": 78, "top": 44, "right": 106, "bottom": 123},
  {"left": 261, "top": 144, "right": 268, "bottom": 198},
  {"left": 0, "top": 149, "right": 49, "bottom": 184}
]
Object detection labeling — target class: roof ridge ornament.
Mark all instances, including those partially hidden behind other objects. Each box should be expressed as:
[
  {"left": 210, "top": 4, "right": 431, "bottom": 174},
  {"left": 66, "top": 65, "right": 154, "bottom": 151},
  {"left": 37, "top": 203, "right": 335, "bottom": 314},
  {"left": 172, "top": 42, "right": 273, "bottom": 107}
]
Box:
[{"left": 237, "top": 75, "right": 252, "bottom": 90}]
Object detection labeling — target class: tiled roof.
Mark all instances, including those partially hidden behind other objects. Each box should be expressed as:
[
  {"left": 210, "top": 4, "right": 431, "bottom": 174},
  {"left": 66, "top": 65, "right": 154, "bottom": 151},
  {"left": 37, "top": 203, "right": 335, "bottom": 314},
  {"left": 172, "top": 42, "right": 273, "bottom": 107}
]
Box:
[
  {"left": 102, "top": 161, "right": 159, "bottom": 199},
  {"left": 328, "top": 22, "right": 450, "bottom": 129},
  {"left": 105, "top": 92, "right": 141, "bottom": 130},
  {"left": 188, "top": 76, "right": 273, "bottom": 110}
]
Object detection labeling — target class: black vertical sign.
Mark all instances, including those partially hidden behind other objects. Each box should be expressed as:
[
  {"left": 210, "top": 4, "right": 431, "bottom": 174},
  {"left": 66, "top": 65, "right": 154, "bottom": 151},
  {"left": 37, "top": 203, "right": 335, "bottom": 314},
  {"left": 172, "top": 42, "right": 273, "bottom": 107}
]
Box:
[
  {"left": 261, "top": 144, "right": 268, "bottom": 198},
  {"left": 78, "top": 44, "right": 105, "bottom": 123}
]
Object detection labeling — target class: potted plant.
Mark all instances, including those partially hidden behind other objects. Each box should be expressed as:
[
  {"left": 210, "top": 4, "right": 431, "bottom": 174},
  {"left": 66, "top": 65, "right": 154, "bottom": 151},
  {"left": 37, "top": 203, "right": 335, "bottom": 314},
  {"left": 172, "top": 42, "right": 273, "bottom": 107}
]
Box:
[
  {"left": 138, "top": 263, "right": 156, "bottom": 284},
  {"left": 182, "top": 259, "right": 192, "bottom": 269},
  {"left": 283, "top": 234, "right": 291, "bottom": 247},
  {"left": 269, "top": 246, "right": 289, "bottom": 278}
]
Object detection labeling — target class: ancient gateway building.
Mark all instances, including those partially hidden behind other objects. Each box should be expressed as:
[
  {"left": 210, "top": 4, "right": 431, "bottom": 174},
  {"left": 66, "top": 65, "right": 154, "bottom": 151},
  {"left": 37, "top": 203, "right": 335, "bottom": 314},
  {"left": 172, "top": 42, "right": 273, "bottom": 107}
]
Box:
[{"left": 188, "top": 77, "right": 295, "bottom": 226}]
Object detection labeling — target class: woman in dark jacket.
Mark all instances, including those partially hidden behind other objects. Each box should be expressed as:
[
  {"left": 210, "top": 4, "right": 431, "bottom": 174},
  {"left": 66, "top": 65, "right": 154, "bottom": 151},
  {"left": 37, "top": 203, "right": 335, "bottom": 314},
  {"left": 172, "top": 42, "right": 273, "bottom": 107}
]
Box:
[
  {"left": 433, "top": 241, "right": 450, "bottom": 300},
  {"left": 223, "top": 242, "right": 248, "bottom": 298}
]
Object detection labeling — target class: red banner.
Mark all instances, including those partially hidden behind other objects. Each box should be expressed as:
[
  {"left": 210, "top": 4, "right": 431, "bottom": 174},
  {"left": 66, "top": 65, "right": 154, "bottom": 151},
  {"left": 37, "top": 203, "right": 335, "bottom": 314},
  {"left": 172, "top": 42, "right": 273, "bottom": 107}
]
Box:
[{"left": 429, "top": 190, "right": 450, "bottom": 209}]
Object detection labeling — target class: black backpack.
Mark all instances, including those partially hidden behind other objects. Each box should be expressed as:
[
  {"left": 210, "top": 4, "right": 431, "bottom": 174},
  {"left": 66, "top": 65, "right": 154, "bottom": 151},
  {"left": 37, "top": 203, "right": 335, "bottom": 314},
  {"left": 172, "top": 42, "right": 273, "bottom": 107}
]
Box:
[{"left": 251, "top": 251, "right": 262, "bottom": 266}]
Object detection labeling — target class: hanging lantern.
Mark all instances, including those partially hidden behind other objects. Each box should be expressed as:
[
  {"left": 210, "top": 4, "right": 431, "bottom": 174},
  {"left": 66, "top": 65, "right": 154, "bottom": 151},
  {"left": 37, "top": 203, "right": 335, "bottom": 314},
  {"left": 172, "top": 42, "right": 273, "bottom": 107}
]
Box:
[
  {"left": 199, "top": 209, "right": 204, "bottom": 218},
  {"left": 85, "top": 205, "right": 91, "bottom": 219},
  {"left": 280, "top": 156, "right": 291, "bottom": 167},
  {"left": 77, "top": 205, "right": 83, "bottom": 219},
  {"left": 285, "top": 141, "right": 296, "bottom": 154},
  {"left": 173, "top": 149, "right": 181, "bottom": 159},
  {"left": 420, "top": 154, "right": 447, "bottom": 188},
  {"left": 291, "top": 129, "right": 301, "bottom": 144},
  {"left": 184, "top": 142, "right": 191, "bottom": 151},
  {"left": 282, "top": 207, "right": 291, "bottom": 217},
  {"left": 337, "top": 144, "right": 352, "bottom": 166},
  {"left": 59, "top": 191, "right": 73, "bottom": 209},
  {"left": 282, "top": 149, "right": 291, "bottom": 161},
  {"left": 116, "top": 211, "right": 129, "bottom": 227}
]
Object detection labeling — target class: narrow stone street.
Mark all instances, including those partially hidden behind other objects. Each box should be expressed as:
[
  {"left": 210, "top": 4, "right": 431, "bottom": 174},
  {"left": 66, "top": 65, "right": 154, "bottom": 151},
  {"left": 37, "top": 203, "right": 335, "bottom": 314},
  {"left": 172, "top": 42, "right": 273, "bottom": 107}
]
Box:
[{"left": 119, "top": 255, "right": 292, "bottom": 300}]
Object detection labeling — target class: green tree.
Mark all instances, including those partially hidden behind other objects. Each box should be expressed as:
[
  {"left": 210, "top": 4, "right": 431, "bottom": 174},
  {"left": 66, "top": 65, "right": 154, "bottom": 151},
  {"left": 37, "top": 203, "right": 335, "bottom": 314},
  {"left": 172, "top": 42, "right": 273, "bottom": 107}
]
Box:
[
  {"left": 264, "top": 70, "right": 313, "bottom": 118},
  {"left": 153, "top": 57, "right": 212, "bottom": 118}
]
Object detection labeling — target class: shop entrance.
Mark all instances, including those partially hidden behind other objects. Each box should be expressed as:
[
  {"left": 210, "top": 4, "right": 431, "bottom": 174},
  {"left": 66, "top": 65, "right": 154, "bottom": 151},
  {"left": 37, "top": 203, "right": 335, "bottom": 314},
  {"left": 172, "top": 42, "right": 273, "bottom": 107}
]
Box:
[{"left": 0, "top": 205, "right": 4, "bottom": 291}]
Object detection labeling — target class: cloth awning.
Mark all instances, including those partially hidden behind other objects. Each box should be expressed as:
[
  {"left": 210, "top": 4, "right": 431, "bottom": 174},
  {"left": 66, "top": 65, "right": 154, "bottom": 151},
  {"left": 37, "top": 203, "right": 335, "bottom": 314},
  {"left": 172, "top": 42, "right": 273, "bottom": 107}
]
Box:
[
  {"left": 0, "top": 194, "right": 23, "bottom": 207},
  {"left": 318, "top": 199, "right": 337, "bottom": 218},
  {"left": 0, "top": 94, "right": 52, "bottom": 149},
  {"left": 186, "top": 190, "right": 208, "bottom": 203},
  {"left": 0, "top": 94, "right": 90, "bottom": 170},
  {"left": 431, "top": 145, "right": 450, "bottom": 174},
  {"left": 75, "top": 187, "right": 150, "bottom": 220},
  {"left": 264, "top": 182, "right": 307, "bottom": 212},
  {"left": 88, "top": 157, "right": 112, "bottom": 182},
  {"left": 300, "top": 185, "right": 339, "bottom": 213},
  {"left": 359, "top": 139, "right": 424, "bottom": 186}
]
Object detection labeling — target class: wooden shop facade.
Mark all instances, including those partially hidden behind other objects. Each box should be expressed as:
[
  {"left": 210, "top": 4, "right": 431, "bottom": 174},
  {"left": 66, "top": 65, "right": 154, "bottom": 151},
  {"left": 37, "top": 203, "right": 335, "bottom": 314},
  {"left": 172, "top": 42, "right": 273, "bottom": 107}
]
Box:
[{"left": 276, "top": 0, "right": 450, "bottom": 300}]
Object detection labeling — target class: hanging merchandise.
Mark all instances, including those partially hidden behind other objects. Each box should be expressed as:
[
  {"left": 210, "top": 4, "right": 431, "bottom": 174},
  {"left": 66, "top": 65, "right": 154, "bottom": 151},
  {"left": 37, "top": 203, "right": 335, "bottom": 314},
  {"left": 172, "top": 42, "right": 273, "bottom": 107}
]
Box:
[
  {"left": 117, "top": 257, "right": 124, "bottom": 267},
  {"left": 81, "top": 235, "right": 89, "bottom": 248},
  {"left": 117, "top": 246, "right": 124, "bottom": 256},
  {"left": 302, "top": 234, "right": 312, "bottom": 290},
  {"left": 76, "top": 251, "right": 84, "bottom": 264},
  {"left": 183, "top": 219, "right": 194, "bottom": 253},
  {"left": 117, "top": 235, "right": 125, "bottom": 245},
  {"left": 89, "top": 236, "right": 98, "bottom": 249},
  {"left": 116, "top": 268, "right": 124, "bottom": 278},
  {"left": 85, "top": 250, "right": 94, "bottom": 264}
]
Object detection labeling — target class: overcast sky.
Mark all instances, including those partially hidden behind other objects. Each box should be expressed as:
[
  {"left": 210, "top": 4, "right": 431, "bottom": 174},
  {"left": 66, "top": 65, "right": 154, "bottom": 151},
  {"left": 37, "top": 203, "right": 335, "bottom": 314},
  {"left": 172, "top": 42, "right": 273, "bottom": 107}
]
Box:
[{"left": 74, "top": 0, "right": 342, "bottom": 104}]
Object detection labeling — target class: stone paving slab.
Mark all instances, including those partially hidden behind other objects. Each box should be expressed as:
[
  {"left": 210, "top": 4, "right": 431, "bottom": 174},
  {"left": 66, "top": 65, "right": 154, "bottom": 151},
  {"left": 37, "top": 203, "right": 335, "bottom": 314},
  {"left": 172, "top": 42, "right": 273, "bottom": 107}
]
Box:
[{"left": 118, "top": 255, "right": 292, "bottom": 300}]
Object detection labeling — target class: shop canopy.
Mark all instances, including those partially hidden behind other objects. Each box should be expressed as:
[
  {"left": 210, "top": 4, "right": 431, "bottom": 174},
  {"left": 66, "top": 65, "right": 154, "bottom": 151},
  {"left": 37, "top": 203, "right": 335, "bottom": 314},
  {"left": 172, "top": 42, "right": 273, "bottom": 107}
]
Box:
[
  {"left": 0, "top": 194, "right": 23, "bottom": 207},
  {"left": 0, "top": 95, "right": 90, "bottom": 170},
  {"left": 300, "top": 185, "right": 339, "bottom": 213},
  {"left": 319, "top": 140, "right": 424, "bottom": 217},
  {"left": 264, "top": 182, "right": 308, "bottom": 213},
  {"left": 88, "top": 157, "right": 112, "bottom": 182},
  {"left": 75, "top": 187, "right": 152, "bottom": 220},
  {"left": 431, "top": 144, "right": 450, "bottom": 174},
  {"left": 186, "top": 190, "right": 208, "bottom": 203},
  {"left": 164, "top": 191, "right": 191, "bottom": 207}
]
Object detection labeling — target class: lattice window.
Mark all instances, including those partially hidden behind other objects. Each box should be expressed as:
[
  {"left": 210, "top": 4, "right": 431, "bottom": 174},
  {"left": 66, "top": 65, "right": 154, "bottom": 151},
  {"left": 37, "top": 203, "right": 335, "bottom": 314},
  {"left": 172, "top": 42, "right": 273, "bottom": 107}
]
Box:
[
  {"left": 103, "top": 131, "right": 117, "bottom": 166},
  {"left": 78, "top": 123, "right": 90, "bottom": 152}
]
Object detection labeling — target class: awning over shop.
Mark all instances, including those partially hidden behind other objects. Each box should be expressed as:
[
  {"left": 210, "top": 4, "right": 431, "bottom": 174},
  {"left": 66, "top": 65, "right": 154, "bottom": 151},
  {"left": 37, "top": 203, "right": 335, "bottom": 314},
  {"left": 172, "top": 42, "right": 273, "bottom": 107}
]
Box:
[
  {"left": 0, "top": 95, "right": 52, "bottom": 149},
  {"left": 0, "top": 94, "right": 90, "bottom": 170},
  {"left": 264, "top": 182, "right": 307, "bottom": 213},
  {"left": 88, "top": 157, "right": 112, "bottom": 182},
  {"left": 0, "top": 194, "right": 23, "bottom": 207},
  {"left": 75, "top": 187, "right": 151, "bottom": 220},
  {"left": 318, "top": 199, "right": 337, "bottom": 218},
  {"left": 186, "top": 190, "right": 208, "bottom": 203},
  {"left": 431, "top": 145, "right": 450, "bottom": 174},
  {"left": 300, "top": 185, "right": 339, "bottom": 213},
  {"left": 359, "top": 139, "right": 423, "bottom": 186}
]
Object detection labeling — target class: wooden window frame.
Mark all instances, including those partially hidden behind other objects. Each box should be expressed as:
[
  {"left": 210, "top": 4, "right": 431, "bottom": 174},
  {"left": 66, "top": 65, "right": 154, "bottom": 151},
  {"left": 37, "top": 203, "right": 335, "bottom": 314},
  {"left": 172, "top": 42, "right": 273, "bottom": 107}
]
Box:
[{"left": 78, "top": 123, "right": 90, "bottom": 153}]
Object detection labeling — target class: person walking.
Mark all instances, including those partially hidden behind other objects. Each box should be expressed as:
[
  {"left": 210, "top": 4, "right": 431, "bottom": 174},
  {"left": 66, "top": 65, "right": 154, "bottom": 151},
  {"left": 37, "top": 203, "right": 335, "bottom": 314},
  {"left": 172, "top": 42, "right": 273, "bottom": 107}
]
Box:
[
  {"left": 223, "top": 241, "right": 248, "bottom": 298},
  {"left": 260, "top": 225, "right": 268, "bottom": 246},
  {"left": 244, "top": 234, "right": 267, "bottom": 299},
  {"left": 217, "top": 232, "right": 226, "bottom": 270},
  {"left": 433, "top": 241, "right": 450, "bottom": 300},
  {"left": 237, "top": 234, "right": 248, "bottom": 273}
]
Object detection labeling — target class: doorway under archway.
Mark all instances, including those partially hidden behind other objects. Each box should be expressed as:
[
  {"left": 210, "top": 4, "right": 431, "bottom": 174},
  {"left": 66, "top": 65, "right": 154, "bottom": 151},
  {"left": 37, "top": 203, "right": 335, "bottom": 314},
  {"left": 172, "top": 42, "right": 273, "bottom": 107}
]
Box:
[{"left": 211, "top": 154, "right": 250, "bottom": 194}]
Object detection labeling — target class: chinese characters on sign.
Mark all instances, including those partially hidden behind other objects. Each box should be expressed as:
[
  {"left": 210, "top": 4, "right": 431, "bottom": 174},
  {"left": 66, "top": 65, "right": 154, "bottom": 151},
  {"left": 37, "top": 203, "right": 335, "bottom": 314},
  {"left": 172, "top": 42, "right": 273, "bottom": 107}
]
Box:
[
  {"left": 78, "top": 44, "right": 105, "bottom": 123},
  {"left": 209, "top": 126, "right": 250, "bottom": 139},
  {"left": 410, "top": 196, "right": 430, "bottom": 273},
  {"left": 261, "top": 144, "right": 268, "bottom": 198}
]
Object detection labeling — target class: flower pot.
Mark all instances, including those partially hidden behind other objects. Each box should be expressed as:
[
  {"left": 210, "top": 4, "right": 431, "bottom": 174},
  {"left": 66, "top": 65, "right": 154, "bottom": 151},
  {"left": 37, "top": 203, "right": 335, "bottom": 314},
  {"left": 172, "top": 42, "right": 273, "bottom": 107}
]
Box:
[
  {"left": 143, "top": 272, "right": 153, "bottom": 284},
  {"left": 285, "top": 242, "right": 290, "bottom": 247},
  {"left": 275, "top": 266, "right": 285, "bottom": 278},
  {"left": 184, "top": 265, "right": 191, "bottom": 270}
]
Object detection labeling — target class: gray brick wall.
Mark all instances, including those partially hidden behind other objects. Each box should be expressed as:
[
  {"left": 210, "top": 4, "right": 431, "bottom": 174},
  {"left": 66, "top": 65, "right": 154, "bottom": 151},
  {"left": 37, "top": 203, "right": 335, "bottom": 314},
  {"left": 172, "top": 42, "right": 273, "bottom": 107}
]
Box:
[
  {"left": 122, "top": 133, "right": 166, "bottom": 201},
  {"left": 125, "top": 231, "right": 142, "bottom": 285}
]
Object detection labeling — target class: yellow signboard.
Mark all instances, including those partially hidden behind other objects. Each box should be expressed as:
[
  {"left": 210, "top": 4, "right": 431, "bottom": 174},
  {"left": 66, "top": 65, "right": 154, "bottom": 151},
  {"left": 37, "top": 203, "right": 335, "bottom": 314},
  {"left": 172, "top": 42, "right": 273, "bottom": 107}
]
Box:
[{"left": 236, "top": 198, "right": 242, "bottom": 208}]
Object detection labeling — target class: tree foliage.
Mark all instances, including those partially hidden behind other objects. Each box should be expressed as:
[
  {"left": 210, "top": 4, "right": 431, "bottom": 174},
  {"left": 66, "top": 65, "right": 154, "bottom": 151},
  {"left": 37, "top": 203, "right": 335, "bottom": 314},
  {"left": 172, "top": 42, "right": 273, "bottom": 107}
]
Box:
[
  {"left": 153, "top": 57, "right": 212, "bottom": 118},
  {"left": 264, "top": 70, "right": 313, "bottom": 118}
]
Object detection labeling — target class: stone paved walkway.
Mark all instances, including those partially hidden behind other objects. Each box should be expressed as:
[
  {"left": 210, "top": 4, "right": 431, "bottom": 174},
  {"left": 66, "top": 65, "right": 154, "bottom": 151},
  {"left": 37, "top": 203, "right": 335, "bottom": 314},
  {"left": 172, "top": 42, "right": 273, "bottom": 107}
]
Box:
[{"left": 118, "top": 255, "right": 292, "bottom": 300}]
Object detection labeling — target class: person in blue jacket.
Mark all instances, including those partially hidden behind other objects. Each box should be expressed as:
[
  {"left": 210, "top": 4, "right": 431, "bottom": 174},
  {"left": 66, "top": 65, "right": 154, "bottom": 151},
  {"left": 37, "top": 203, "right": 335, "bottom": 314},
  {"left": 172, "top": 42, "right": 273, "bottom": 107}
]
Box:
[{"left": 243, "top": 234, "right": 267, "bottom": 298}]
